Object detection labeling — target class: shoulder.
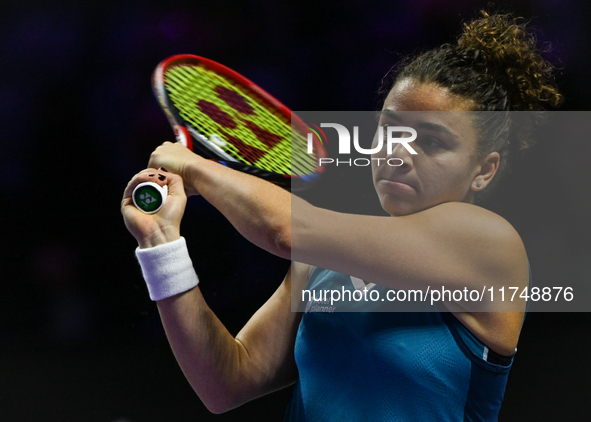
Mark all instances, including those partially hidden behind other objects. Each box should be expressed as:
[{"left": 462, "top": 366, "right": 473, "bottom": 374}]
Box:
[
  {"left": 421, "top": 201, "right": 518, "bottom": 235},
  {"left": 427, "top": 205, "right": 529, "bottom": 352},
  {"left": 419, "top": 202, "right": 525, "bottom": 259},
  {"left": 416, "top": 202, "right": 529, "bottom": 292}
]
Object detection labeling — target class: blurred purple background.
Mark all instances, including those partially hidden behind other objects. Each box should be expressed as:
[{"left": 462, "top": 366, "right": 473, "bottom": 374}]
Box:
[{"left": 1, "top": 0, "right": 590, "bottom": 420}]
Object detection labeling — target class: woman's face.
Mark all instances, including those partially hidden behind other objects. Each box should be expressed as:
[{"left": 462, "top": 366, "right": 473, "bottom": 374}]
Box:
[{"left": 371, "top": 78, "right": 497, "bottom": 216}]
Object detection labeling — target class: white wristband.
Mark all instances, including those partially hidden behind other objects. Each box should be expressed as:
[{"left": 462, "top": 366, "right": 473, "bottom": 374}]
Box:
[{"left": 135, "top": 237, "right": 199, "bottom": 301}]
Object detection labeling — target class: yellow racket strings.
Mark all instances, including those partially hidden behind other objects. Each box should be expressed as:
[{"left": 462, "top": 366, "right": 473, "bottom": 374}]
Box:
[{"left": 164, "top": 65, "right": 316, "bottom": 177}]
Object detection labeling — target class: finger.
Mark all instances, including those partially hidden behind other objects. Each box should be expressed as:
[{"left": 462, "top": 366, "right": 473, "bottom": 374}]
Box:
[
  {"left": 164, "top": 172, "right": 185, "bottom": 196},
  {"left": 122, "top": 169, "right": 167, "bottom": 200}
]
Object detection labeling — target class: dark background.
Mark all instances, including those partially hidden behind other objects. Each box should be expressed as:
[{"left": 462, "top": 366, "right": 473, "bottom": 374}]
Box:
[{"left": 2, "top": 0, "right": 590, "bottom": 420}]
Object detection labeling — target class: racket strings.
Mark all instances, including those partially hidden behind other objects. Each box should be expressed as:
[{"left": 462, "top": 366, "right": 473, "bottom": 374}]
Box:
[
  {"left": 164, "top": 65, "right": 317, "bottom": 177},
  {"left": 166, "top": 66, "right": 287, "bottom": 166}
]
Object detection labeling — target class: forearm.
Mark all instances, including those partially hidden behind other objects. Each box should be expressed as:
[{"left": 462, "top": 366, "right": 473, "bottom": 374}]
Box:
[
  {"left": 123, "top": 168, "right": 294, "bottom": 411},
  {"left": 156, "top": 267, "right": 300, "bottom": 414},
  {"left": 186, "top": 157, "right": 293, "bottom": 258},
  {"left": 156, "top": 289, "right": 254, "bottom": 413}
]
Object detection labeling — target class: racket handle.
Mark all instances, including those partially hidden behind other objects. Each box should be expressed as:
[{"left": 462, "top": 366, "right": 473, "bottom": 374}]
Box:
[{"left": 133, "top": 182, "right": 168, "bottom": 214}]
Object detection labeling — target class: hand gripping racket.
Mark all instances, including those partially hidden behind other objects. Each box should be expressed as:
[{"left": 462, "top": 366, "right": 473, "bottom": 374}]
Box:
[{"left": 134, "top": 54, "right": 326, "bottom": 213}]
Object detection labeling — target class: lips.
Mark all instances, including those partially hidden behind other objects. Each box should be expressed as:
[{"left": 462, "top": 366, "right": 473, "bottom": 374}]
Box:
[{"left": 377, "top": 177, "right": 417, "bottom": 194}]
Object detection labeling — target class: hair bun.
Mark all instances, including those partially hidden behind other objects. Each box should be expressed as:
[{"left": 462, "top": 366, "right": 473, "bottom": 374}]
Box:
[{"left": 458, "top": 11, "right": 563, "bottom": 110}]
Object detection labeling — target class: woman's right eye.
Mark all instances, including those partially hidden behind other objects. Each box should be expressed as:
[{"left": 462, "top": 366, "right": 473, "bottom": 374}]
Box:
[{"left": 417, "top": 135, "right": 443, "bottom": 148}]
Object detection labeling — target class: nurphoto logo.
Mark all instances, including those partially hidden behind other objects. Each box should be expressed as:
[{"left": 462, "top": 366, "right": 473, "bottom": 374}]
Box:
[{"left": 306, "top": 123, "right": 418, "bottom": 167}]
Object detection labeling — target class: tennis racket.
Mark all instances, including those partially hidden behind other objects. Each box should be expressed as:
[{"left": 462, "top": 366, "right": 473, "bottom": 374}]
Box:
[{"left": 151, "top": 54, "right": 325, "bottom": 190}]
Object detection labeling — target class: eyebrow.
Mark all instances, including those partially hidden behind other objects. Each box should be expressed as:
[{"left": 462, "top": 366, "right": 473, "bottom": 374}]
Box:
[{"left": 379, "top": 110, "right": 460, "bottom": 141}]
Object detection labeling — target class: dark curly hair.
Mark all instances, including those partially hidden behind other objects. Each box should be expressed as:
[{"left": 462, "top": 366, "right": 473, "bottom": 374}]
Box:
[{"left": 382, "top": 11, "right": 563, "bottom": 191}]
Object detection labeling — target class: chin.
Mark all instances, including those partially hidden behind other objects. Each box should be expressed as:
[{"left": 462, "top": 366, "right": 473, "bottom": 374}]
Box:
[{"left": 380, "top": 197, "right": 417, "bottom": 217}]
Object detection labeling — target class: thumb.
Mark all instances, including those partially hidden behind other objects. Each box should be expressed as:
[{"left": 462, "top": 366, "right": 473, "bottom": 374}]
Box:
[{"left": 160, "top": 169, "right": 185, "bottom": 199}]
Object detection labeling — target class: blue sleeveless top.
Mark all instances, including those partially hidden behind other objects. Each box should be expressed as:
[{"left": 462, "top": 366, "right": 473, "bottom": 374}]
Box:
[{"left": 284, "top": 268, "right": 515, "bottom": 421}]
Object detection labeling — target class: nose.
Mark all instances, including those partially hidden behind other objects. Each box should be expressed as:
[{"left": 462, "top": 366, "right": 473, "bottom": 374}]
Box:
[{"left": 387, "top": 135, "right": 414, "bottom": 172}]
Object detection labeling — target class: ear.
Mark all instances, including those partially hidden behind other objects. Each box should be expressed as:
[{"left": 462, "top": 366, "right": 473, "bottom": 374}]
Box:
[{"left": 472, "top": 152, "right": 500, "bottom": 191}]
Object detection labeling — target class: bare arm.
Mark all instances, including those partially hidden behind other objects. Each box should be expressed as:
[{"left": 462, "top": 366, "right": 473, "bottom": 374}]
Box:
[
  {"left": 156, "top": 262, "right": 305, "bottom": 413},
  {"left": 147, "top": 143, "right": 528, "bottom": 301},
  {"left": 290, "top": 200, "right": 529, "bottom": 300},
  {"left": 147, "top": 144, "right": 528, "bottom": 354},
  {"left": 148, "top": 143, "right": 291, "bottom": 258},
  {"left": 122, "top": 169, "right": 304, "bottom": 413}
]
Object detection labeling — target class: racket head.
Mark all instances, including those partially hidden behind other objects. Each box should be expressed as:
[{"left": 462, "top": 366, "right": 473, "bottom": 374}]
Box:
[{"left": 151, "top": 54, "right": 326, "bottom": 190}]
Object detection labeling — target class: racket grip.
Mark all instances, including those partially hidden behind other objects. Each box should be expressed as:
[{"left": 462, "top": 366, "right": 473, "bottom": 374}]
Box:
[{"left": 132, "top": 182, "right": 168, "bottom": 214}]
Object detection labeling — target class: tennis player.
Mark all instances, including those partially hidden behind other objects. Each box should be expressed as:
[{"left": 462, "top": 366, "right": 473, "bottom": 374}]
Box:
[{"left": 122, "top": 11, "right": 562, "bottom": 421}]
